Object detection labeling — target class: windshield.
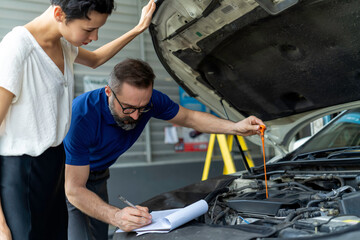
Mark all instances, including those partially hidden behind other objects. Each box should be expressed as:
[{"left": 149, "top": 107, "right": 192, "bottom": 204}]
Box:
[{"left": 296, "top": 107, "right": 360, "bottom": 155}]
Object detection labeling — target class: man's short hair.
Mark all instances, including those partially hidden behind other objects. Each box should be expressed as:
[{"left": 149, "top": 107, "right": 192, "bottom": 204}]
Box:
[
  {"left": 109, "top": 58, "right": 155, "bottom": 94},
  {"left": 50, "top": 0, "right": 115, "bottom": 23}
]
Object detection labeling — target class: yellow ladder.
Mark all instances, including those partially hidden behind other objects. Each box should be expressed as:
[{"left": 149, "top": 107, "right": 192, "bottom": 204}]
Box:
[{"left": 201, "top": 134, "right": 254, "bottom": 181}]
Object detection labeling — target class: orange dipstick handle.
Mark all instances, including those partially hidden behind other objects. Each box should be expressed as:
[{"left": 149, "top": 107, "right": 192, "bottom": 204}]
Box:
[{"left": 259, "top": 125, "right": 269, "bottom": 199}]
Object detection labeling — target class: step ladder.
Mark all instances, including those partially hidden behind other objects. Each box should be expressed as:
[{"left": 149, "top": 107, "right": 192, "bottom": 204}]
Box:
[{"left": 201, "top": 134, "right": 254, "bottom": 181}]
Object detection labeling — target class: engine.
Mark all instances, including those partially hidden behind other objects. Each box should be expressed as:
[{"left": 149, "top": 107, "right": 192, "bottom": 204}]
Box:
[{"left": 203, "top": 174, "right": 360, "bottom": 238}]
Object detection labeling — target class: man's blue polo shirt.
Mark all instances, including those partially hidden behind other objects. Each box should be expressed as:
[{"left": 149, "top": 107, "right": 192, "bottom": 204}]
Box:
[{"left": 63, "top": 88, "right": 179, "bottom": 171}]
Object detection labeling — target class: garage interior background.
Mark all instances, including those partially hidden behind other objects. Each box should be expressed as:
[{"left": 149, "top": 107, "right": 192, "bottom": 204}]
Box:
[{"left": 0, "top": 0, "right": 265, "bottom": 212}]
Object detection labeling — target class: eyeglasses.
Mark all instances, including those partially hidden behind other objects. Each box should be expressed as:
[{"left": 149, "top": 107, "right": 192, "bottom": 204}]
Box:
[{"left": 109, "top": 86, "right": 153, "bottom": 114}]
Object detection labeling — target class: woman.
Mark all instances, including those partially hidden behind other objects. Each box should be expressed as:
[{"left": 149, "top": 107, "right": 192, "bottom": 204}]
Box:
[{"left": 0, "top": 0, "right": 156, "bottom": 239}]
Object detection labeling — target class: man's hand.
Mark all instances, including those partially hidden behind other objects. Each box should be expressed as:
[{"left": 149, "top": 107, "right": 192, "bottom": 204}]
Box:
[
  {"left": 114, "top": 206, "right": 152, "bottom": 232},
  {"left": 136, "top": 0, "right": 156, "bottom": 33},
  {"left": 233, "top": 115, "right": 265, "bottom": 136}
]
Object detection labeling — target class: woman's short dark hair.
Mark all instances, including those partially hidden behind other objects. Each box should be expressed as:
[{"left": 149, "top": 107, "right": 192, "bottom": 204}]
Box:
[
  {"left": 109, "top": 59, "right": 155, "bottom": 94},
  {"left": 50, "top": 0, "right": 115, "bottom": 22}
]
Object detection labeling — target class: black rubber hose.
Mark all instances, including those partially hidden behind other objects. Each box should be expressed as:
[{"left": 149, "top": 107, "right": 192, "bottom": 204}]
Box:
[
  {"left": 303, "top": 175, "right": 345, "bottom": 187},
  {"left": 204, "top": 187, "right": 229, "bottom": 203},
  {"left": 285, "top": 207, "right": 320, "bottom": 222},
  {"left": 211, "top": 207, "right": 230, "bottom": 224},
  {"left": 306, "top": 199, "right": 323, "bottom": 208}
]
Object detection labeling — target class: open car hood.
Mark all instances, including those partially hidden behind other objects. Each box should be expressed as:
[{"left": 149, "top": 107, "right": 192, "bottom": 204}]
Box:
[{"left": 149, "top": 0, "right": 360, "bottom": 151}]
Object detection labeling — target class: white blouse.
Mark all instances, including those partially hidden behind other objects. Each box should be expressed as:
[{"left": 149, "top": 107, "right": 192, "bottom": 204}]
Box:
[{"left": 0, "top": 26, "right": 78, "bottom": 156}]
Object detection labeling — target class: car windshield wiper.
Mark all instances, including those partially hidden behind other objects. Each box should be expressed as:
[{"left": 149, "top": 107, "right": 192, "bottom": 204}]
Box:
[
  {"left": 290, "top": 147, "right": 360, "bottom": 161},
  {"left": 327, "top": 146, "right": 360, "bottom": 159}
]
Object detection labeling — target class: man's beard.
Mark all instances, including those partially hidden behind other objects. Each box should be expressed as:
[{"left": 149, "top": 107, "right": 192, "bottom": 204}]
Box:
[{"left": 109, "top": 99, "right": 139, "bottom": 131}]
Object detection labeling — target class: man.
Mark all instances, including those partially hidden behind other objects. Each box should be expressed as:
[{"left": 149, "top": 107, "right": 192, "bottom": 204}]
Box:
[{"left": 64, "top": 58, "right": 265, "bottom": 239}]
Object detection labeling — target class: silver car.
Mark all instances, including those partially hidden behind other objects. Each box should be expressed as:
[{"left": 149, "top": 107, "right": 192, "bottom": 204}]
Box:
[{"left": 114, "top": 0, "right": 360, "bottom": 239}]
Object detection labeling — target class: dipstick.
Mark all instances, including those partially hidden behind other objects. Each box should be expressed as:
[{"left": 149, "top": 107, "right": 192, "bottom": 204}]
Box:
[{"left": 259, "top": 125, "right": 269, "bottom": 199}]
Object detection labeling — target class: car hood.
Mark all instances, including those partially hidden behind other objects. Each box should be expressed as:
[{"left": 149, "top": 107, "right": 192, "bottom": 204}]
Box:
[{"left": 149, "top": 0, "right": 360, "bottom": 151}]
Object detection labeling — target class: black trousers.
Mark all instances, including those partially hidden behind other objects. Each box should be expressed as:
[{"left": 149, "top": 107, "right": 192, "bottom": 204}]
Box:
[
  {"left": 0, "top": 144, "right": 68, "bottom": 240},
  {"left": 67, "top": 168, "right": 110, "bottom": 240}
]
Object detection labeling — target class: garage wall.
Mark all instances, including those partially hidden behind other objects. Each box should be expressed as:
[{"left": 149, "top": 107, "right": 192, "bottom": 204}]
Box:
[{"left": 0, "top": 0, "right": 208, "bottom": 166}]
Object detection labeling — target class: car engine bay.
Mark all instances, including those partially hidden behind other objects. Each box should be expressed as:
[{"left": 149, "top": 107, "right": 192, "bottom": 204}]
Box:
[{"left": 203, "top": 173, "right": 360, "bottom": 238}]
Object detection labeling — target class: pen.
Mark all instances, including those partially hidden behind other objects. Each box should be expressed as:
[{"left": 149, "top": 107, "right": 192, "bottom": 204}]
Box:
[{"left": 118, "top": 195, "right": 138, "bottom": 209}]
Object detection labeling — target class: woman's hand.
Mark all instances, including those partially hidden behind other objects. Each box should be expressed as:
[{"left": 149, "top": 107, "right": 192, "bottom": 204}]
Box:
[
  {"left": 136, "top": 0, "right": 156, "bottom": 33},
  {"left": 0, "top": 222, "right": 12, "bottom": 240}
]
